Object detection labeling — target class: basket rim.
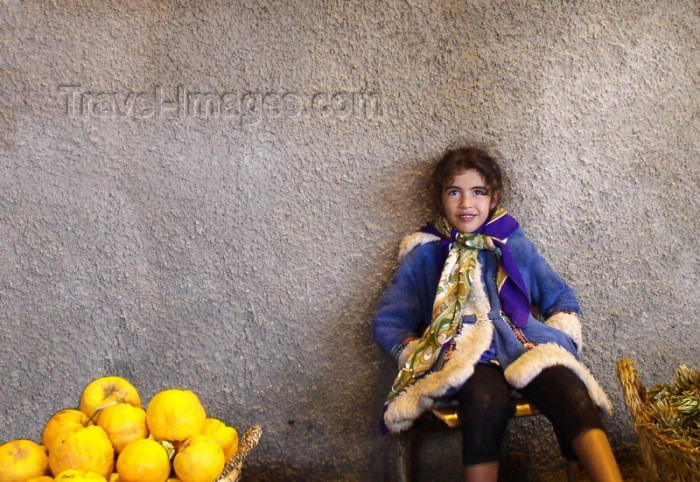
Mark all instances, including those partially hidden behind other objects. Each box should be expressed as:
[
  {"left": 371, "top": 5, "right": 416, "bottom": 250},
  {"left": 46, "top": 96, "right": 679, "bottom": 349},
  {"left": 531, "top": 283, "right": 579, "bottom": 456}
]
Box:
[{"left": 216, "top": 424, "right": 262, "bottom": 481}]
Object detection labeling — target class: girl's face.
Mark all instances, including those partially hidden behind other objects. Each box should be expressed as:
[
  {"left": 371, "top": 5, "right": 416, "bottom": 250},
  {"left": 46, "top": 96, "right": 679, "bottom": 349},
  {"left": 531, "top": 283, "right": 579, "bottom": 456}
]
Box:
[{"left": 442, "top": 169, "right": 497, "bottom": 233}]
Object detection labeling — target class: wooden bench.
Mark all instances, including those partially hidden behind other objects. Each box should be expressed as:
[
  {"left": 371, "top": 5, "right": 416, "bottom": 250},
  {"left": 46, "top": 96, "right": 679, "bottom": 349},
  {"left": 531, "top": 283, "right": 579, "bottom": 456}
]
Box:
[{"left": 396, "top": 397, "right": 576, "bottom": 481}]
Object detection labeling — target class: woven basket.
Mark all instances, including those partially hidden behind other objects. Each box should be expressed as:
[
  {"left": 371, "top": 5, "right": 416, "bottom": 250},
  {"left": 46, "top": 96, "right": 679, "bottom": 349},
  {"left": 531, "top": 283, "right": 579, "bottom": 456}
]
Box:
[
  {"left": 216, "top": 424, "right": 262, "bottom": 482},
  {"left": 616, "top": 359, "right": 700, "bottom": 482}
]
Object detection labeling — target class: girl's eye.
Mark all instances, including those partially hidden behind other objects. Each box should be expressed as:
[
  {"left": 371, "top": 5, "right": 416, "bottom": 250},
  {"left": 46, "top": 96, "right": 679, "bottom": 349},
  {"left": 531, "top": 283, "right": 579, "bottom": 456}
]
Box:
[
  {"left": 474, "top": 189, "right": 487, "bottom": 196},
  {"left": 447, "top": 189, "right": 459, "bottom": 196}
]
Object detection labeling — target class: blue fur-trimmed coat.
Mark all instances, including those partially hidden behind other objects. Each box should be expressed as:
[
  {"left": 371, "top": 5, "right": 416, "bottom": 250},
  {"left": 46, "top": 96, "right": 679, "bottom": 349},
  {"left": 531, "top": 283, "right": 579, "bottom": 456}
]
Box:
[{"left": 373, "top": 228, "right": 612, "bottom": 433}]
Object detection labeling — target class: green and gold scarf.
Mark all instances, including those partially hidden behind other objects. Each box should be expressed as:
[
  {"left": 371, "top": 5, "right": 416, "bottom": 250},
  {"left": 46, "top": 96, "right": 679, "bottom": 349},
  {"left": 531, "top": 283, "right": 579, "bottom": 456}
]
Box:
[{"left": 387, "top": 207, "right": 529, "bottom": 401}]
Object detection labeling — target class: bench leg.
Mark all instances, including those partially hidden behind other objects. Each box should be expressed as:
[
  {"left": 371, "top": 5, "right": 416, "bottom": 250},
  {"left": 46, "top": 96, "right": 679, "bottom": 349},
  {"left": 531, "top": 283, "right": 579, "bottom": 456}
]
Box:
[
  {"left": 566, "top": 460, "right": 576, "bottom": 482},
  {"left": 397, "top": 431, "right": 413, "bottom": 482}
]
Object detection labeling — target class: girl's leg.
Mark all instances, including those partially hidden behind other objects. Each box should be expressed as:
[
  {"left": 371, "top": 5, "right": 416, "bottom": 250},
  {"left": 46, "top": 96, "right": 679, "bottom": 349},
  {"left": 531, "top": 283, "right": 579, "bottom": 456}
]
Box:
[
  {"left": 520, "top": 365, "right": 622, "bottom": 482},
  {"left": 454, "top": 363, "right": 514, "bottom": 482},
  {"left": 464, "top": 461, "right": 498, "bottom": 482}
]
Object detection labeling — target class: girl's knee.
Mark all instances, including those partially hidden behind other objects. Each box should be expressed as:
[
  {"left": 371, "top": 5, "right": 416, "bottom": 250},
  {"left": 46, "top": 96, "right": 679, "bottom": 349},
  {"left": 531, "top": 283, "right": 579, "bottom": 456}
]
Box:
[
  {"left": 533, "top": 366, "right": 589, "bottom": 397},
  {"left": 458, "top": 389, "right": 513, "bottom": 421},
  {"left": 455, "top": 364, "right": 514, "bottom": 420},
  {"left": 544, "top": 367, "right": 592, "bottom": 405}
]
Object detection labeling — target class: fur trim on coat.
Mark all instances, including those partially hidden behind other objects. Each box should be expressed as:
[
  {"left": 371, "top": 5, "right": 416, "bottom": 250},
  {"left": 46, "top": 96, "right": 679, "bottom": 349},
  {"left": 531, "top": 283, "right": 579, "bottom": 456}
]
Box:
[
  {"left": 399, "top": 232, "right": 440, "bottom": 260},
  {"left": 504, "top": 342, "right": 612, "bottom": 414},
  {"left": 381, "top": 231, "right": 612, "bottom": 433},
  {"left": 384, "top": 319, "right": 495, "bottom": 433},
  {"left": 545, "top": 311, "right": 583, "bottom": 352}
]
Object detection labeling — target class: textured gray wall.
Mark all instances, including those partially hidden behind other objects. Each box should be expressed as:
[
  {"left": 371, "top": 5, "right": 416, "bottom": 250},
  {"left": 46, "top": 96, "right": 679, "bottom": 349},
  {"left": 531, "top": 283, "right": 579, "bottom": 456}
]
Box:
[{"left": 1, "top": 1, "right": 698, "bottom": 480}]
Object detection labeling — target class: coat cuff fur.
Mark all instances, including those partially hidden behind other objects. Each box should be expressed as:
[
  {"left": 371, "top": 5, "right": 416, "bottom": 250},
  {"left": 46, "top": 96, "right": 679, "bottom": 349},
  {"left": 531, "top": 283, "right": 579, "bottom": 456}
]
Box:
[
  {"left": 545, "top": 311, "right": 583, "bottom": 352},
  {"left": 395, "top": 338, "right": 420, "bottom": 367}
]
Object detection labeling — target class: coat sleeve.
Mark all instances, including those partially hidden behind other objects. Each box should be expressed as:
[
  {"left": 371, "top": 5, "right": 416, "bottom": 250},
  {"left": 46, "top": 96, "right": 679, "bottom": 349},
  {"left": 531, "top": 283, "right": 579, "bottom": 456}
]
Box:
[
  {"left": 510, "top": 233, "right": 580, "bottom": 317},
  {"left": 372, "top": 245, "right": 437, "bottom": 363},
  {"left": 510, "top": 233, "right": 584, "bottom": 350}
]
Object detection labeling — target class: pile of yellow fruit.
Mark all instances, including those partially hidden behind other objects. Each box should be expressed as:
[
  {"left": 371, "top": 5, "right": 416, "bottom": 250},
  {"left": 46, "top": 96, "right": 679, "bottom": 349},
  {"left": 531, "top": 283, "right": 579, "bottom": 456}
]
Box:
[{"left": 0, "top": 376, "right": 239, "bottom": 482}]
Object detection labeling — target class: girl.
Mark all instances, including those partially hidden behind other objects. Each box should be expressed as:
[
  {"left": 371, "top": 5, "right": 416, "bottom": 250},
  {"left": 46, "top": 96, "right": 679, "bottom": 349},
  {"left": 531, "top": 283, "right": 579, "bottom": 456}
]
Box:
[{"left": 373, "top": 146, "right": 622, "bottom": 481}]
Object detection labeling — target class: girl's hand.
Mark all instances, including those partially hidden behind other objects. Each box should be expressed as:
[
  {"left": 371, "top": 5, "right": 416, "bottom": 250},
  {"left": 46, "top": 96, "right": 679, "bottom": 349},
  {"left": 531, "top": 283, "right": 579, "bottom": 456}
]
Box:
[{"left": 397, "top": 338, "right": 421, "bottom": 367}]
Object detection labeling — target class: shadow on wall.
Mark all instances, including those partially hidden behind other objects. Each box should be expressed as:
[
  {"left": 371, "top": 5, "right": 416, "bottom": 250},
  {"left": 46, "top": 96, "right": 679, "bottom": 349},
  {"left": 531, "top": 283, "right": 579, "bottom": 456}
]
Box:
[
  {"left": 222, "top": 152, "right": 438, "bottom": 480},
  {"left": 307, "top": 153, "right": 438, "bottom": 479},
  {"left": 347, "top": 154, "right": 435, "bottom": 473}
]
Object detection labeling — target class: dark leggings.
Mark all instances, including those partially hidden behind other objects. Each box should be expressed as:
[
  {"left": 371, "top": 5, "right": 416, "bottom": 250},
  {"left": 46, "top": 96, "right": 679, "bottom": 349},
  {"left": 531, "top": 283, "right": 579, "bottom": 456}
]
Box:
[{"left": 455, "top": 363, "right": 604, "bottom": 466}]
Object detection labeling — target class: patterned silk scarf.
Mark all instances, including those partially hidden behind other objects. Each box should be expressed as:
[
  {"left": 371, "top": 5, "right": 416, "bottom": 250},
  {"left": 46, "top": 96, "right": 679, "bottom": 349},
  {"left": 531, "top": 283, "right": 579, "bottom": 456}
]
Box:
[{"left": 387, "top": 207, "right": 530, "bottom": 401}]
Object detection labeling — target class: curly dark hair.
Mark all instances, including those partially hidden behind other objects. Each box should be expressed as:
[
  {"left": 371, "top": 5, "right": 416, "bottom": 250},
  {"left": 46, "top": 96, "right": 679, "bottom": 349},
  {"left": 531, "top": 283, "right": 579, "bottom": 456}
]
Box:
[{"left": 430, "top": 146, "right": 504, "bottom": 214}]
